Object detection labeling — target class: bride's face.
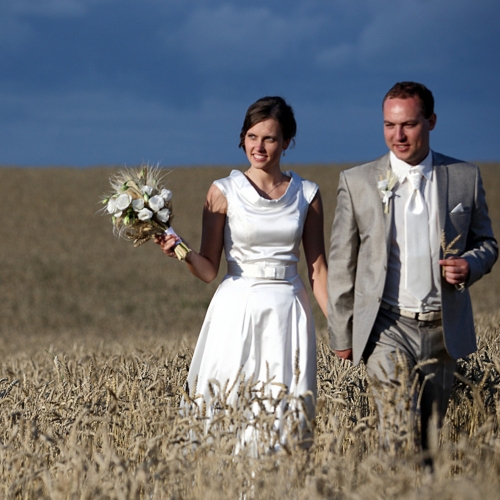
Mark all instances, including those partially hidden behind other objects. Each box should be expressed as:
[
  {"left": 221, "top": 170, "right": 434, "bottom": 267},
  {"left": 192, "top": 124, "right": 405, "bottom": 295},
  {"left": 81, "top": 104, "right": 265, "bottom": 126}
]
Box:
[{"left": 244, "top": 118, "right": 290, "bottom": 172}]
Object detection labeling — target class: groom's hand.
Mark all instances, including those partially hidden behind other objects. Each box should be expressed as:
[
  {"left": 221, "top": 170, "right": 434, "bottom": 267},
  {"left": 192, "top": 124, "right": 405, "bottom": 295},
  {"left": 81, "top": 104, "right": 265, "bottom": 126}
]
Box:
[
  {"left": 439, "top": 257, "right": 469, "bottom": 286},
  {"left": 334, "top": 348, "right": 353, "bottom": 361}
]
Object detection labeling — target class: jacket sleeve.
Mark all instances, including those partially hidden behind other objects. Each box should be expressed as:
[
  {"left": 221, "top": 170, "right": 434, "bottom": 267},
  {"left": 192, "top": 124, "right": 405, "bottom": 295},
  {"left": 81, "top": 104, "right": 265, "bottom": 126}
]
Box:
[
  {"left": 463, "top": 166, "right": 498, "bottom": 287},
  {"left": 327, "top": 171, "right": 360, "bottom": 351}
]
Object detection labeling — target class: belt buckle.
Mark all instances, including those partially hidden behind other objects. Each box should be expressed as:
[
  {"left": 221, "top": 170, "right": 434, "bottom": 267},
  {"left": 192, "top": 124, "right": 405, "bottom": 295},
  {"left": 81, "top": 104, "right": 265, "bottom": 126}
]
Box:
[
  {"left": 425, "top": 311, "right": 437, "bottom": 321},
  {"left": 400, "top": 309, "right": 417, "bottom": 320},
  {"left": 416, "top": 311, "right": 440, "bottom": 322},
  {"left": 264, "top": 267, "right": 276, "bottom": 279},
  {"left": 263, "top": 266, "right": 286, "bottom": 279},
  {"left": 266, "top": 266, "right": 286, "bottom": 279}
]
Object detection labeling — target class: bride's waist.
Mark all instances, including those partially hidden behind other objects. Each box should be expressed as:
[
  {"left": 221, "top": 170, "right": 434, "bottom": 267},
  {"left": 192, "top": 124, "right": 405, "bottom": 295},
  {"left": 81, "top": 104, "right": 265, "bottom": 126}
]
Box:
[{"left": 227, "top": 261, "right": 298, "bottom": 280}]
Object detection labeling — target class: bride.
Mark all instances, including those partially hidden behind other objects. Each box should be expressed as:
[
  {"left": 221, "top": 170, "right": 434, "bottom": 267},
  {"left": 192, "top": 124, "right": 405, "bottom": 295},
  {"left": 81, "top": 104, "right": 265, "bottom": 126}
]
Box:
[{"left": 155, "top": 96, "right": 328, "bottom": 451}]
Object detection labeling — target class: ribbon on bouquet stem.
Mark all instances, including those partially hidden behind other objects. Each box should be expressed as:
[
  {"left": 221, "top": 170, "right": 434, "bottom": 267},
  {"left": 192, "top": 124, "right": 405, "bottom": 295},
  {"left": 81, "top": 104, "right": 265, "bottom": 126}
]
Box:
[{"left": 165, "top": 227, "right": 191, "bottom": 261}]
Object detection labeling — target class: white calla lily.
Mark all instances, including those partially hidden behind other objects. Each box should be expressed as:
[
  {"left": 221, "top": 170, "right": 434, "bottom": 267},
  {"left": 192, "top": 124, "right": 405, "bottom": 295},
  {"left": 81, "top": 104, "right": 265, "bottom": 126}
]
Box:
[
  {"left": 115, "top": 193, "right": 132, "bottom": 211},
  {"left": 156, "top": 208, "right": 171, "bottom": 223},
  {"left": 137, "top": 208, "right": 153, "bottom": 221},
  {"left": 141, "top": 185, "right": 153, "bottom": 196},
  {"left": 107, "top": 198, "right": 117, "bottom": 214},
  {"left": 160, "top": 189, "right": 173, "bottom": 202},
  {"left": 148, "top": 195, "right": 165, "bottom": 212},
  {"left": 132, "top": 198, "right": 145, "bottom": 211}
]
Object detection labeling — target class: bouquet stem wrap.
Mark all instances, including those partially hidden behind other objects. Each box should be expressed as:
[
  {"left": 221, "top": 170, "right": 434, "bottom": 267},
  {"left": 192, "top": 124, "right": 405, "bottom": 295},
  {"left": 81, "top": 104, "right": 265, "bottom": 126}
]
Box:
[{"left": 165, "top": 227, "right": 191, "bottom": 261}]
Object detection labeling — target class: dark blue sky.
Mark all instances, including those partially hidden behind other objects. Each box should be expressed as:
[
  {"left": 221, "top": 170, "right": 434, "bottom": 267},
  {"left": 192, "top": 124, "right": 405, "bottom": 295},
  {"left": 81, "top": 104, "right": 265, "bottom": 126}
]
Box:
[{"left": 1, "top": 0, "right": 499, "bottom": 167}]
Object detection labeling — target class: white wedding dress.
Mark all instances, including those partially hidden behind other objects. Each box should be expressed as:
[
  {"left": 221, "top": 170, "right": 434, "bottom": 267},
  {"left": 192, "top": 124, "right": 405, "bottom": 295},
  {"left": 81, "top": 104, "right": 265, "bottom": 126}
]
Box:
[{"left": 185, "top": 169, "right": 318, "bottom": 449}]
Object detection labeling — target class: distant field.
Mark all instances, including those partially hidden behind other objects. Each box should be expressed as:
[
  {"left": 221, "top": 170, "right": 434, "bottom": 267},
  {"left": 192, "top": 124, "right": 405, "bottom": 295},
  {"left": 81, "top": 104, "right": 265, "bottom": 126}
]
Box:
[
  {"left": 0, "top": 164, "right": 499, "bottom": 499},
  {"left": 1, "top": 163, "right": 499, "bottom": 352}
]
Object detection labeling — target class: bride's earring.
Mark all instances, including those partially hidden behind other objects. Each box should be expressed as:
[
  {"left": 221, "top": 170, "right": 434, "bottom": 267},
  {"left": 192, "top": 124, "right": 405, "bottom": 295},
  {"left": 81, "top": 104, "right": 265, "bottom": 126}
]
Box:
[{"left": 282, "top": 151, "right": 286, "bottom": 157}]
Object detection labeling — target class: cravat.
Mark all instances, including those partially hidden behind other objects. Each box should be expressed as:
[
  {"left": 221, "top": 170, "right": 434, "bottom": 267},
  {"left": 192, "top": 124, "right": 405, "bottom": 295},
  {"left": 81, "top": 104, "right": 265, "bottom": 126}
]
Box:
[{"left": 405, "top": 168, "right": 432, "bottom": 301}]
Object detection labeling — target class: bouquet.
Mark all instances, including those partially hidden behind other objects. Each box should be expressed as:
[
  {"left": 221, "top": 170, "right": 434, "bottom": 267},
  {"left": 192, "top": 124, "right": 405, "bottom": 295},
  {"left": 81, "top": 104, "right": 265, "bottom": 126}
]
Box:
[{"left": 100, "top": 165, "right": 190, "bottom": 260}]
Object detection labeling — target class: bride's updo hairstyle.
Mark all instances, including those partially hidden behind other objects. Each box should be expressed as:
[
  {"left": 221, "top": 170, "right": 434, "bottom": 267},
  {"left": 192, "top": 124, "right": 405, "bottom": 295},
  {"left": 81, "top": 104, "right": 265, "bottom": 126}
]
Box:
[{"left": 239, "top": 96, "right": 296, "bottom": 151}]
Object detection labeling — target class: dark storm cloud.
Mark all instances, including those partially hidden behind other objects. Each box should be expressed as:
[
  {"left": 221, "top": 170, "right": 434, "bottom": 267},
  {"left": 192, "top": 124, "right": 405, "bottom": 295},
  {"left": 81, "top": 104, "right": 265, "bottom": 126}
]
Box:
[
  {"left": 0, "top": 1, "right": 199, "bottom": 104},
  {"left": 0, "top": 0, "right": 499, "bottom": 166}
]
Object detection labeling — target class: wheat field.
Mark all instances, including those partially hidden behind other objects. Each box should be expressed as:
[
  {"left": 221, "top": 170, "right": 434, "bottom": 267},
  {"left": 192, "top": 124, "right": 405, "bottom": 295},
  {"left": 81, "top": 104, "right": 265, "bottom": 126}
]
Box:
[{"left": 1, "top": 164, "right": 499, "bottom": 499}]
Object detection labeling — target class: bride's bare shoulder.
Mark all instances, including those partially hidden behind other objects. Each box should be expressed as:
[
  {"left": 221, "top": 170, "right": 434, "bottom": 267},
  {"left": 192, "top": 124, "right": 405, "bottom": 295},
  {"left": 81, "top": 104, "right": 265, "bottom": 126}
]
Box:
[{"left": 204, "top": 183, "right": 227, "bottom": 214}]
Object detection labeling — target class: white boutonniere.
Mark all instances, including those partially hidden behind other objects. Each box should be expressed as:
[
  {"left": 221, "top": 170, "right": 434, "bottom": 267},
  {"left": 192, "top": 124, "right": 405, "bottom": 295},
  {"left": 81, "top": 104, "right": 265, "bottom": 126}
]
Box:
[{"left": 378, "top": 170, "right": 398, "bottom": 214}]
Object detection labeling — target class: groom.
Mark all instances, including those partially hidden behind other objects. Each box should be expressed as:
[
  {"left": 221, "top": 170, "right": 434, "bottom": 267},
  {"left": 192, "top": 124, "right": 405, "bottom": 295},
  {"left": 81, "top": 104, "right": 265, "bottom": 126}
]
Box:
[{"left": 327, "top": 81, "right": 498, "bottom": 456}]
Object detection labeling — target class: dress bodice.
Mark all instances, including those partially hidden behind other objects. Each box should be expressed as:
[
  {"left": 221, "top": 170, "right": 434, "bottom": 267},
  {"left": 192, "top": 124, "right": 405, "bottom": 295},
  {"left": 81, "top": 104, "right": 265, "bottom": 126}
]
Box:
[{"left": 213, "top": 170, "right": 318, "bottom": 266}]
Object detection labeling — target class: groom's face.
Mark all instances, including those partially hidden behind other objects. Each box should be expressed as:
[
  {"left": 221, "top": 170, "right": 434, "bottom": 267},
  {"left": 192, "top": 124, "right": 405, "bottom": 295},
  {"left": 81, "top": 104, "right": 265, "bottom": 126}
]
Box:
[{"left": 383, "top": 96, "right": 436, "bottom": 166}]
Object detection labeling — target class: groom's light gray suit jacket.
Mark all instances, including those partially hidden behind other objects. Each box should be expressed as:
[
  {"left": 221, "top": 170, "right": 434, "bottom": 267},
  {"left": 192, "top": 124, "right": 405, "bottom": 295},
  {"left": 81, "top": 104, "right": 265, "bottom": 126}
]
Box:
[{"left": 328, "top": 152, "right": 498, "bottom": 365}]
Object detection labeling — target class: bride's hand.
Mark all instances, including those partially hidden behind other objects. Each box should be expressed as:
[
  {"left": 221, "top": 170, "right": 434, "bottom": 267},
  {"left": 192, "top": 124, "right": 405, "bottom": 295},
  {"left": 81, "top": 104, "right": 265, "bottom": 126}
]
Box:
[{"left": 154, "top": 233, "right": 180, "bottom": 258}]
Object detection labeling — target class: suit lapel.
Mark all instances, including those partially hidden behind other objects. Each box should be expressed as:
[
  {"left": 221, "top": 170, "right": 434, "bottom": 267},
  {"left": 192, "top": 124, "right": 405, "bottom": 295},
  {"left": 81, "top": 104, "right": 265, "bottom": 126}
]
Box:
[
  {"left": 433, "top": 152, "right": 449, "bottom": 257},
  {"left": 374, "top": 154, "right": 394, "bottom": 252}
]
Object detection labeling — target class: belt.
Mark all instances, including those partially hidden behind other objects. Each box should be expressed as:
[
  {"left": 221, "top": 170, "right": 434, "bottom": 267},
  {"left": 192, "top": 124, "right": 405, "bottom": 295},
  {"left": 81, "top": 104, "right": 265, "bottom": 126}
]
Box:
[
  {"left": 227, "top": 262, "right": 298, "bottom": 280},
  {"left": 380, "top": 302, "right": 442, "bottom": 322}
]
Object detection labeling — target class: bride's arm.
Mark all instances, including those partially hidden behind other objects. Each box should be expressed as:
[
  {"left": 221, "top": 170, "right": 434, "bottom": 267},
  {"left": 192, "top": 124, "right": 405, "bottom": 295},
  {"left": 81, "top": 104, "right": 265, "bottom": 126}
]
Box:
[
  {"left": 185, "top": 184, "right": 227, "bottom": 283},
  {"left": 155, "top": 183, "right": 227, "bottom": 283},
  {"left": 302, "top": 190, "right": 328, "bottom": 317}
]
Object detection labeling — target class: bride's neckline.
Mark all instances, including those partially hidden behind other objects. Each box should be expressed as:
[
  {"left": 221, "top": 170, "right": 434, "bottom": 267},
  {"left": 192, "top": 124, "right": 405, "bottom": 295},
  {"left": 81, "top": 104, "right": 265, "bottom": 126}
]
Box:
[{"left": 242, "top": 170, "right": 292, "bottom": 201}]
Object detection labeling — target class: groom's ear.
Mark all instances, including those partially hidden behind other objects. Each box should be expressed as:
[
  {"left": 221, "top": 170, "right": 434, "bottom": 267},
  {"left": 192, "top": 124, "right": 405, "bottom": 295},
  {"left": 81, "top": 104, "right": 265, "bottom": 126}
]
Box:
[{"left": 428, "top": 113, "right": 437, "bottom": 131}]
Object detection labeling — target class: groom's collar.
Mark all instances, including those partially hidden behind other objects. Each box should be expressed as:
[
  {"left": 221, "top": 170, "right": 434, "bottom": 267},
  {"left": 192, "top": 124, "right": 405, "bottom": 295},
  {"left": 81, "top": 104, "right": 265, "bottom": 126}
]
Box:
[{"left": 389, "top": 150, "right": 433, "bottom": 183}]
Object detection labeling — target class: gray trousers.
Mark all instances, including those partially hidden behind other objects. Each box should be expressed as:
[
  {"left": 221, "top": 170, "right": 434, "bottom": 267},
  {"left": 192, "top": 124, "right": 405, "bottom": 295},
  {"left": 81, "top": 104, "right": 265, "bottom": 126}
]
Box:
[{"left": 364, "top": 307, "right": 456, "bottom": 454}]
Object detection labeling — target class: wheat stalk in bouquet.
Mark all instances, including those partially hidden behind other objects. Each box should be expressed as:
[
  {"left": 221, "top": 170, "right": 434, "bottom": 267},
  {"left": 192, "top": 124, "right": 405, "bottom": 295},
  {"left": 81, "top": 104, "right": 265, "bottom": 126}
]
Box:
[{"left": 100, "top": 164, "right": 190, "bottom": 260}]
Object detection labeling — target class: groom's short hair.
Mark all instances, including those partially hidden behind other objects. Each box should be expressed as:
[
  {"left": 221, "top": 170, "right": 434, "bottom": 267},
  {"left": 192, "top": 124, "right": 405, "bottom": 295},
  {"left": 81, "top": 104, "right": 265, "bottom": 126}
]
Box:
[{"left": 383, "top": 81, "right": 435, "bottom": 119}]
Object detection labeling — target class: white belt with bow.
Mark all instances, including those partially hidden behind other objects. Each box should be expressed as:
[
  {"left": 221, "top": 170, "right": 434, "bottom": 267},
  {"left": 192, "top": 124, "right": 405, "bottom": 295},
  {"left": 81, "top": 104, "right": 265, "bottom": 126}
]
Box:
[{"left": 227, "top": 262, "right": 298, "bottom": 280}]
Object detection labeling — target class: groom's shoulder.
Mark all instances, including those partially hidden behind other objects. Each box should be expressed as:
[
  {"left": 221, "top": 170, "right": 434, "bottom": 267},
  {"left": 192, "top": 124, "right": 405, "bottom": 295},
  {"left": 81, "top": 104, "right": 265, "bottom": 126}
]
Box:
[
  {"left": 341, "top": 154, "right": 389, "bottom": 181},
  {"left": 433, "top": 151, "right": 480, "bottom": 177}
]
